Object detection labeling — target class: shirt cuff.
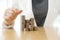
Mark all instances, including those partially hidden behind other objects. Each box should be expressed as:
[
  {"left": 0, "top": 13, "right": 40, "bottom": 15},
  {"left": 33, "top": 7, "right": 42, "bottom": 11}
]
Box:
[{"left": 3, "top": 21, "right": 14, "bottom": 29}]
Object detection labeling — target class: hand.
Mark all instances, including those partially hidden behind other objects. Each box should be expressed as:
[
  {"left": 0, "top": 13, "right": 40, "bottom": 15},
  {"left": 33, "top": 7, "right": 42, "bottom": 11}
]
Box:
[{"left": 4, "top": 8, "right": 22, "bottom": 25}]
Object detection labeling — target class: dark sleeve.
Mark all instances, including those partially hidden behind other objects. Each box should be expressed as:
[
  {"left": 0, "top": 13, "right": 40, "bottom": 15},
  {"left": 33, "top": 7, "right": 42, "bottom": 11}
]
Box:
[{"left": 32, "top": 0, "right": 48, "bottom": 26}]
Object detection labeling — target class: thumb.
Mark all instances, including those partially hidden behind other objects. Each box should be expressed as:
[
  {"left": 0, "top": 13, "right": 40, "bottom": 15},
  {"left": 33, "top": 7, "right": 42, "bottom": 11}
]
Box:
[{"left": 16, "top": 10, "right": 23, "bottom": 15}]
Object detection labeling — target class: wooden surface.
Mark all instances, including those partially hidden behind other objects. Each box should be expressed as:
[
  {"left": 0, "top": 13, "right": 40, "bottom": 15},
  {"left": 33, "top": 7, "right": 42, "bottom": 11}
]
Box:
[
  {"left": 21, "top": 27, "right": 47, "bottom": 40},
  {"left": 0, "top": 27, "right": 47, "bottom": 40}
]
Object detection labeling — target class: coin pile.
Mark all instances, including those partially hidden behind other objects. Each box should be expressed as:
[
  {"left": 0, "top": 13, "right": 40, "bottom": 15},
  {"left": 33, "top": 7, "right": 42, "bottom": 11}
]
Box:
[{"left": 21, "top": 15, "right": 38, "bottom": 31}]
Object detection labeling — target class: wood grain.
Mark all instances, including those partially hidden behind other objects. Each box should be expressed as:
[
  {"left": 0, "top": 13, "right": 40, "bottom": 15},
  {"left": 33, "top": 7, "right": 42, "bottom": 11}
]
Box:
[{"left": 0, "top": 27, "right": 47, "bottom": 40}]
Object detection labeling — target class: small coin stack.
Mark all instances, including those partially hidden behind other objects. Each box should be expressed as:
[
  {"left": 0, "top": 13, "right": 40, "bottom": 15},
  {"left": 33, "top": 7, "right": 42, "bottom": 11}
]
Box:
[
  {"left": 21, "top": 15, "right": 38, "bottom": 31},
  {"left": 21, "top": 16, "right": 25, "bottom": 31}
]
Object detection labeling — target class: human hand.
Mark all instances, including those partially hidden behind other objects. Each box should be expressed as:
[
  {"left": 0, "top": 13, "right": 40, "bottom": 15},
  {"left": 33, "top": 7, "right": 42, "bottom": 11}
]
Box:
[{"left": 4, "top": 8, "right": 22, "bottom": 25}]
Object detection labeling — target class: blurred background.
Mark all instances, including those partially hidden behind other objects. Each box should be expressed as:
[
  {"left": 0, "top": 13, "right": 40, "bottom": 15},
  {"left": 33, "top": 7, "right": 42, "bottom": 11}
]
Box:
[{"left": 0, "top": 0, "right": 60, "bottom": 40}]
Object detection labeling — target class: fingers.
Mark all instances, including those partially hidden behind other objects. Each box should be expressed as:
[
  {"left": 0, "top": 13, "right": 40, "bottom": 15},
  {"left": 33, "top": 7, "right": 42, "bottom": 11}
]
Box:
[
  {"left": 4, "top": 9, "right": 13, "bottom": 19},
  {"left": 4, "top": 8, "right": 23, "bottom": 24},
  {"left": 16, "top": 10, "right": 23, "bottom": 15}
]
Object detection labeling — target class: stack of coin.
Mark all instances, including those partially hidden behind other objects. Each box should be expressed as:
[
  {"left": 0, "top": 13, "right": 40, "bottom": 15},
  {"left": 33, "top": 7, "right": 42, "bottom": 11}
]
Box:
[
  {"left": 29, "top": 18, "right": 34, "bottom": 31},
  {"left": 21, "top": 15, "right": 25, "bottom": 31},
  {"left": 21, "top": 15, "right": 38, "bottom": 31},
  {"left": 25, "top": 22, "right": 29, "bottom": 31}
]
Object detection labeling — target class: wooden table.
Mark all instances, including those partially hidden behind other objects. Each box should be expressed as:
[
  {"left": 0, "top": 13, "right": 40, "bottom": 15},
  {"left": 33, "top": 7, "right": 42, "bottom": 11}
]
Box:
[
  {"left": 0, "top": 27, "right": 47, "bottom": 40},
  {"left": 21, "top": 27, "right": 47, "bottom": 40}
]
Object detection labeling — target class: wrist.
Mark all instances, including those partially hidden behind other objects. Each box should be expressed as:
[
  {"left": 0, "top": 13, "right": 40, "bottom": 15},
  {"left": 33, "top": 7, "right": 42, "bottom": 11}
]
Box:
[{"left": 3, "top": 21, "right": 14, "bottom": 29}]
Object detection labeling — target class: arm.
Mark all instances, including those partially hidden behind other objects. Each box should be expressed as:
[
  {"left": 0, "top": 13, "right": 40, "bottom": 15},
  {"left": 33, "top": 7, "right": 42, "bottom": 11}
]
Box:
[{"left": 3, "top": 8, "right": 22, "bottom": 29}]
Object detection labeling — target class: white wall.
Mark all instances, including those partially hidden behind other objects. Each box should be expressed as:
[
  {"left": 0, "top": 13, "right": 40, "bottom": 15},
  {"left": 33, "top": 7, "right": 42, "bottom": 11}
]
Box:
[
  {"left": 44, "top": 0, "right": 60, "bottom": 40},
  {"left": 44, "top": 0, "right": 60, "bottom": 27}
]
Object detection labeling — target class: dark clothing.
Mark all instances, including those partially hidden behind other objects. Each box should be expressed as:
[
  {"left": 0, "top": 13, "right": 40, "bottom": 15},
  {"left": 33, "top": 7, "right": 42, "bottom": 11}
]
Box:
[{"left": 32, "top": 0, "right": 48, "bottom": 26}]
